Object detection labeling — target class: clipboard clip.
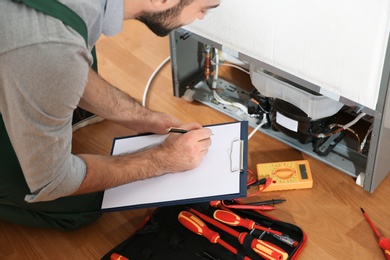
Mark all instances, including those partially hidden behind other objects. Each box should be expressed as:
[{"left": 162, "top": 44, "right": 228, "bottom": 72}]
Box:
[{"left": 230, "top": 139, "right": 244, "bottom": 172}]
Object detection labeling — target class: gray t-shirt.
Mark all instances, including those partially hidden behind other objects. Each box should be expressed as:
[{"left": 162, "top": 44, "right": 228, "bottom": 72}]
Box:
[{"left": 0, "top": 0, "right": 123, "bottom": 202}]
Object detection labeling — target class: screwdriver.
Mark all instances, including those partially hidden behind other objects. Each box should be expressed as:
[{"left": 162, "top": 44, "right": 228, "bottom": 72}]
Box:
[
  {"left": 178, "top": 211, "right": 251, "bottom": 260},
  {"left": 189, "top": 208, "right": 288, "bottom": 260},
  {"left": 214, "top": 209, "right": 298, "bottom": 247},
  {"left": 213, "top": 209, "right": 283, "bottom": 236},
  {"left": 361, "top": 208, "right": 390, "bottom": 260}
]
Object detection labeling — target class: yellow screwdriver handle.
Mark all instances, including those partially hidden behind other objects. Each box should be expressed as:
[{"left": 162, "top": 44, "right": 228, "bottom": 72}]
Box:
[
  {"left": 178, "top": 211, "right": 219, "bottom": 243},
  {"left": 251, "top": 239, "right": 288, "bottom": 260}
]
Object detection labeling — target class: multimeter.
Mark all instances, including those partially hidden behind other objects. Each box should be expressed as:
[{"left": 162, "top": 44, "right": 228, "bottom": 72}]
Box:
[{"left": 256, "top": 160, "right": 313, "bottom": 192}]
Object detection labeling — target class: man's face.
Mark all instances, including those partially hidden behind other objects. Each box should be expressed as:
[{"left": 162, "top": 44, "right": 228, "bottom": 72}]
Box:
[{"left": 136, "top": 0, "right": 220, "bottom": 37}]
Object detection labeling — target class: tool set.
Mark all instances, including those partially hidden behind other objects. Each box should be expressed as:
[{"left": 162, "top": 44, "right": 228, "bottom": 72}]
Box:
[{"left": 103, "top": 201, "right": 307, "bottom": 260}]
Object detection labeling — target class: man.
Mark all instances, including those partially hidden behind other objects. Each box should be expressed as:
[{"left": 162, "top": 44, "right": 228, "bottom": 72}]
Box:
[{"left": 0, "top": 0, "right": 220, "bottom": 230}]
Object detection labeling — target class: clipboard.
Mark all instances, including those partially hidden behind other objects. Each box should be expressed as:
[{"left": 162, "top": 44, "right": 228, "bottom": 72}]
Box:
[{"left": 101, "top": 121, "right": 248, "bottom": 211}]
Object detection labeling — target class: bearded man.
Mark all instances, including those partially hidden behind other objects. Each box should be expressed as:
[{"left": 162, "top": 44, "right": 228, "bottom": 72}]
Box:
[{"left": 0, "top": 0, "right": 219, "bottom": 230}]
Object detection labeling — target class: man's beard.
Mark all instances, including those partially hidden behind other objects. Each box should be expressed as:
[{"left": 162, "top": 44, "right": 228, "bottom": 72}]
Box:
[
  {"left": 137, "top": 14, "right": 179, "bottom": 37},
  {"left": 136, "top": 4, "right": 185, "bottom": 37}
]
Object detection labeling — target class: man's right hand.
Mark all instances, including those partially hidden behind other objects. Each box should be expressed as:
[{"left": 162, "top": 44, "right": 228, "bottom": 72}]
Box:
[{"left": 156, "top": 122, "right": 213, "bottom": 173}]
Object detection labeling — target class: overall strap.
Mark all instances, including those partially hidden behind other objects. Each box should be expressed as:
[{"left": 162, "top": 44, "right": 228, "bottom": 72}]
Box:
[{"left": 12, "top": 0, "right": 98, "bottom": 71}]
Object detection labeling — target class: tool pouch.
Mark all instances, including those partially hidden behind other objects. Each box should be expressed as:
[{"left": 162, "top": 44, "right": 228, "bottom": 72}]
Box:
[{"left": 101, "top": 202, "right": 307, "bottom": 260}]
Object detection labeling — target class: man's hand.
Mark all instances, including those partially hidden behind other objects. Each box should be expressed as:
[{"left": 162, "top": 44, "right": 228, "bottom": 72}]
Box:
[{"left": 155, "top": 122, "right": 212, "bottom": 172}]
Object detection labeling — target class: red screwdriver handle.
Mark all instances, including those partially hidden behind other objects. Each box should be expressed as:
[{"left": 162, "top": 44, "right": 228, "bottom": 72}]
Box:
[
  {"left": 214, "top": 210, "right": 283, "bottom": 236},
  {"left": 178, "top": 211, "right": 219, "bottom": 243},
  {"left": 379, "top": 237, "right": 390, "bottom": 260},
  {"left": 214, "top": 209, "right": 255, "bottom": 229}
]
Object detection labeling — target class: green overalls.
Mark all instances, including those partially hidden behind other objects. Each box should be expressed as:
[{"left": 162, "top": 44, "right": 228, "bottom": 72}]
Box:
[{"left": 0, "top": 0, "right": 103, "bottom": 230}]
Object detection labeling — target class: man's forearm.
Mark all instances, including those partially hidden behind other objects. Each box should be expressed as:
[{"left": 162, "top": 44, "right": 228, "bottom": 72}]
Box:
[
  {"left": 73, "top": 146, "right": 168, "bottom": 195},
  {"left": 78, "top": 69, "right": 149, "bottom": 130},
  {"left": 78, "top": 69, "right": 182, "bottom": 134}
]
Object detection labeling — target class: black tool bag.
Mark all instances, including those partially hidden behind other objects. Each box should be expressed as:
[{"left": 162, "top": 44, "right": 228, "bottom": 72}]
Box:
[{"left": 102, "top": 202, "right": 307, "bottom": 260}]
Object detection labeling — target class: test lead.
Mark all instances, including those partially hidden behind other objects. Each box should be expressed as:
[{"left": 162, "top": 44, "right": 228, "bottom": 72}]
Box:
[
  {"left": 246, "top": 199, "right": 286, "bottom": 206},
  {"left": 247, "top": 178, "right": 267, "bottom": 189}
]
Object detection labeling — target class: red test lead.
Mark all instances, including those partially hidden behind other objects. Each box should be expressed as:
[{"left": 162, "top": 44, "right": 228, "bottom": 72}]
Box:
[
  {"left": 220, "top": 200, "right": 276, "bottom": 211},
  {"left": 225, "top": 204, "right": 276, "bottom": 211}
]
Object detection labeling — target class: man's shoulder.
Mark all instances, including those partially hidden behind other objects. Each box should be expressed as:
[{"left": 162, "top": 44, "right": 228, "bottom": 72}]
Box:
[{"left": 0, "top": 1, "right": 90, "bottom": 55}]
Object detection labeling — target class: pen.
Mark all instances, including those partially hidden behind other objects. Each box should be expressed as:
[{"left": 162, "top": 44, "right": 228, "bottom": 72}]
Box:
[
  {"left": 166, "top": 127, "right": 188, "bottom": 134},
  {"left": 166, "top": 127, "right": 214, "bottom": 135}
]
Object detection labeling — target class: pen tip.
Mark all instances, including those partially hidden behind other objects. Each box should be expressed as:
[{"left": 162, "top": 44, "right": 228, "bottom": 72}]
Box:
[{"left": 360, "top": 207, "right": 365, "bottom": 213}]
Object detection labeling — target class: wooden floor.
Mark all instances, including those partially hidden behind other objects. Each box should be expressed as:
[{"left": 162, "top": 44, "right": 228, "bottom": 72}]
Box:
[{"left": 2, "top": 20, "right": 390, "bottom": 260}]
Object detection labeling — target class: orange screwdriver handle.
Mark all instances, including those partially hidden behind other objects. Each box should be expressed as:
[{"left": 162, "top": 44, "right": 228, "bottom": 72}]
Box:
[
  {"left": 237, "top": 234, "right": 288, "bottom": 260},
  {"left": 379, "top": 237, "right": 390, "bottom": 260},
  {"left": 178, "top": 211, "right": 219, "bottom": 243},
  {"left": 252, "top": 240, "right": 288, "bottom": 260},
  {"left": 178, "top": 211, "right": 251, "bottom": 260},
  {"left": 214, "top": 210, "right": 283, "bottom": 236}
]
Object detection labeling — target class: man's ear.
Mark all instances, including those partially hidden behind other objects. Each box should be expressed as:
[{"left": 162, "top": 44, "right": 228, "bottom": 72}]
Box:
[{"left": 150, "top": 0, "right": 181, "bottom": 11}]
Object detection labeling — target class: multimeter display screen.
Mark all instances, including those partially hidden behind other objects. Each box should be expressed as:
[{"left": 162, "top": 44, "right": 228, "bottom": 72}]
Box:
[{"left": 299, "top": 164, "right": 308, "bottom": 179}]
